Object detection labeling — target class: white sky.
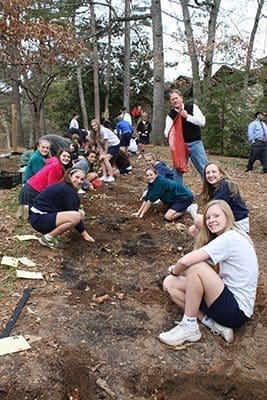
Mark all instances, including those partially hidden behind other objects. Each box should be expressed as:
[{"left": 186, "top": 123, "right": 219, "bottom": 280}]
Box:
[{"left": 162, "top": 0, "right": 267, "bottom": 81}]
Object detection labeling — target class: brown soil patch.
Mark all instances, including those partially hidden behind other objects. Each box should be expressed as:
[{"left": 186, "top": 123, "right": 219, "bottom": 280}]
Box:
[{"left": 0, "top": 147, "right": 266, "bottom": 400}]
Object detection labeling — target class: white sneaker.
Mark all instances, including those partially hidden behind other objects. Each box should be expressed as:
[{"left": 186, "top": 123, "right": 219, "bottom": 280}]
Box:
[
  {"left": 100, "top": 175, "right": 108, "bottom": 181},
  {"left": 210, "top": 320, "right": 234, "bottom": 343},
  {"left": 78, "top": 188, "right": 86, "bottom": 194},
  {"left": 105, "top": 176, "right": 115, "bottom": 182},
  {"left": 158, "top": 323, "right": 201, "bottom": 346},
  {"left": 186, "top": 203, "right": 198, "bottom": 219},
  {"left": 153, "top": 199, "right": 161, "bottom": 205}
]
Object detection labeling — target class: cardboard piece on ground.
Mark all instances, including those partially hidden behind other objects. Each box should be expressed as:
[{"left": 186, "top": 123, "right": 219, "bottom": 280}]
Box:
[
  {"left": 0, "top": 335, "right": 31, "bottom": 356},
  {"left": 1, "top": 256, "right": 18, "bottom": 268},
  {"left": 18, "top": 257, "right": 36, "bottom": 267},
  {"left": 14, "top": 235, "right": 38, "bottom": 241},
  {"left": 16, "top": 270, "right": 43, "bottom": 280}
]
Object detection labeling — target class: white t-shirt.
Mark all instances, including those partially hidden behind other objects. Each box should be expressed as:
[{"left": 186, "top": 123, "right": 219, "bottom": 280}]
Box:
[
  {"left": 100, "top": 126, "right": 120, "bottom": 146},
  {"left": 202, "top": 230, "right": 258, "bottom": 318},
  {"left": 69, "top": 118, "right": 79, "bottom": 130},
  {"left": 123, "top": 112, "right": 132, "bottom": 126}
]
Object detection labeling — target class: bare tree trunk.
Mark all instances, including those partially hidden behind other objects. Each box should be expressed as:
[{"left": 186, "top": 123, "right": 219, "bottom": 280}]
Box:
[
  {"left": 77, "top": 66, "right": 89, "bottom": 129},
  {"left": 243, "top": 0, "right": 264, "bottom": 89},
  {"left": 123, "top": 0, "right": 131, "bottom": 110},
  {"left": 203, "top": 0, "right": 221, "bottom": 82},
  {"left": 10, "top": 67, "right": 24, "bottom": 146},
  {"left": 180, "top": 0, "right": 201, "bottom": 100},
  {"left": 104, "top": 0, "right": 112, "bottom": 122},
  {"left": 89, "top": 0, "right": 100, "bottom": 120},
  {"left": 151, "top": 0, "right": 165, "bottom": 145}
]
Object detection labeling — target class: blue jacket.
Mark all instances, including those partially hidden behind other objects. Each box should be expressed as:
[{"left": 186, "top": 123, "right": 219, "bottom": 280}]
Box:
[
  {"left": 213, "top": 180, "right": 249, "bottom": 221},
  {"left": 154, "top": 161, "right": 174, "bottom": 180},
  {"left": 115, "top": 120, "right": 133, "bottom": 136}
]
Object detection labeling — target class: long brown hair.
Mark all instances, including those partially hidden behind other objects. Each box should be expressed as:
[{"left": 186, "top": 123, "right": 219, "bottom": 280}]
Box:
[
  {"left": 56, "top": 148, "right": 73, "bottom": 170},
  {"left": 200, "top": 161, "right": 242, "bottom": 204}
]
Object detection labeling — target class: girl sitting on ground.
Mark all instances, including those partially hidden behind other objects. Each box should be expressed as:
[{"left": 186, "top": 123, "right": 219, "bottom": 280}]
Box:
[
  {"left": 144, "top": 152, "right": 174, "bottom": 180},
  {"left": 189, "top": 161, "right": 249, "bottom": 237},
  {"left": 132, "top": 167, "right": 193, "bottom": 221},
  {"left": 19, "top": 148, "right": 72, "bottom": 208},
  {"left": 74, "top": 150, "right": 102, "bottom": 190},
  {"left": 22, "top": 139, "right": 51, "bottom": 183},
  {"left": 90, "top": 119, "right": 120, "bottom": 182},
  {"left": 159, "top": 200, "right": 258, "bottom": 346},
  {"left": 30, "top": 168, "right": 95, "bottom": 249}
]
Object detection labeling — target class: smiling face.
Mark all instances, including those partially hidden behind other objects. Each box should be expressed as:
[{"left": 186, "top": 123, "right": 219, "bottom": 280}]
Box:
[
  {"left": 59, "top": 151, "right": 71, "bottom": 165},
  {"left": 91, "top": 120, "right": 99, "bottom": 132},
  {"left": 205, "top": 163, "right": 223, "bottom": 186},
  {"left": 205, "top": 204, "right": 227, "bottom": 235},
  {"left": 70, "top": 170, "right": 85, "bottom": 189},
  {"left": 145, "top": 168, "right": 157, "bottom": 183},
  {"left": 169, "top": 92, "right": 183, "bottom": 110},
  {"left": 144, "top": 155, "right": 155, "bottom": 167},
  {"left": 87, "top": 153, "right": 97, "bottom": 163},
  {"left": 38, "top": 140, "right": 50, "bottom": 157}
]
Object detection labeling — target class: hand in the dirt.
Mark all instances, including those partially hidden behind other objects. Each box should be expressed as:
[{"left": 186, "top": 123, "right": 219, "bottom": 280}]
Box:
[{"left": 82, "top": 231, "right": 95, "bottom": 242}]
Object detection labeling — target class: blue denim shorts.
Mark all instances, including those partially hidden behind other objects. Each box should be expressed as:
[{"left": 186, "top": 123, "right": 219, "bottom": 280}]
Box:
[{"left": 200, "top": 285, "right": 249, "bottom": 328}]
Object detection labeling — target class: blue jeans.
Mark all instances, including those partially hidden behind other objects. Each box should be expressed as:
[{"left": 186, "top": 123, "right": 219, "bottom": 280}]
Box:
[{"left": 186, "top": 140, "right": 208, "bottom": 178}]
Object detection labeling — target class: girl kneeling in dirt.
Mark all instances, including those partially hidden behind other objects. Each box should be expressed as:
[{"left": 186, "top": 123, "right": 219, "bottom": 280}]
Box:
[
  {"left": 159, "top": 200, "right": 258, "bottom": 347},
  {"left": 189, "top": 161, "right": 249, "bottom": 237},
  {"left": 132, "top": 167, "right": 194, "bottom": 221},
  {"left": 30, "top": 168, "right": 95, "bottom": 249}
]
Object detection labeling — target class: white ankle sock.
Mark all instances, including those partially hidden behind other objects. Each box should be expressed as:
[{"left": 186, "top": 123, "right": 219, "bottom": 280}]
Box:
[
  {"left": 181, "top": 314, "right": 198, "bottom": 329},
  {"left": 201, "top": 315, "right": 213, "bottom": 329}
]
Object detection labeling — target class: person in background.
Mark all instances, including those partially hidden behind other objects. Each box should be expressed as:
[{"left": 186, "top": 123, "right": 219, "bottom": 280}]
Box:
[
  {"left": 30, "top": 168, "right": 95, "bottom": 249},
  {"left": 131, "top": 105, "right": 142, "bottom": 126},
  {"left": 90, "top": 119, "right": 120, "bottom": 183},
  {"left": 120, "top": 106, "right": 132, "bottom": 126},
  {"left": 159, "top": 200, "right": 258, "bottom": 346},
  {"left": 144, "top": 152, "right": 174, "bottom": 180},
  {"left": 246, "top": 111, "right": 267, "bottom": 173},
  {"left": 164, "top": 89, "right": 208, "bottom": 182},
  {"left": 19, "top": 148, "right": 72, "bottom": 208},
  {"left": 41, "top": 134, "right": 70, "bottom": 156},
  {"left": 69, "top": 141, "right": 80, "bottom": 163},
  {"left": 136, "top": 112, "right": 152, "bottom": 157},
  {"left": 115, "top": 114, "right": 134, "bottom": 153},
  {"left": 189, "top": 161, "right": 249, "bottom": 237},
  {"left": 22, "top": 139, "right": 51, "bottom": 183},
  {"left": 74, "top": 150, "right": 102, "bottom": 191},
  {"left": 132, "top": 167, "right": 193, "bottom": 221},
  {"left": 111, "top": 149, "right": 132, "bottom": 176},
  {"left": 19, "top": 148, "right": 34, "bottom": 170}
]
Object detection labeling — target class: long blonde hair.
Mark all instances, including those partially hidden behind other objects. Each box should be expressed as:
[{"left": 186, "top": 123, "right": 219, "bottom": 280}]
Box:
[
  {"left": 194, "top": 199, "right": 235, "bottom": 249},
  {"left": 200, "top": 161, "right": 242, "bottom": 204},
  {"left": 90, "top": 119, "right": 101, "bottom": 147}
]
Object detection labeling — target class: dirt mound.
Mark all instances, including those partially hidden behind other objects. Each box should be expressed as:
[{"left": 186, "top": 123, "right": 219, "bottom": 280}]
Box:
[{"left": 0, "top": 148, "right": 266, "bottom": 399}]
